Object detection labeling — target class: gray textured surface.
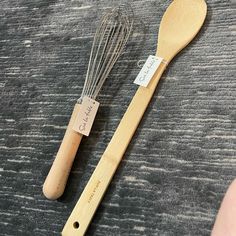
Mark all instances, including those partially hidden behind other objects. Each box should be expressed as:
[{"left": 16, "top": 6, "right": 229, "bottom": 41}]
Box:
[{"left": 0, "top": 0, "right": 235, "bottom": 235}]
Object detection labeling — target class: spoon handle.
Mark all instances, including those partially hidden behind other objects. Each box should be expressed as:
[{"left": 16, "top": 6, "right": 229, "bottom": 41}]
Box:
[
  {"left": 62, "top": 62, "right": 167, "bottom": 236},
  {"left": 43, "top": 104, "right": 83, "bottom": 200}
]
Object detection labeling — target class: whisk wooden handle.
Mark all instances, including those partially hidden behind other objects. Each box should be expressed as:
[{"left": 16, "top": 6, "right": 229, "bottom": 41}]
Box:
[
  {"left": 43, "top": 104, "right": 83, "bottom": 200},
  {"left": 62, "top": 63, "right": 167, "bottom": 235}
]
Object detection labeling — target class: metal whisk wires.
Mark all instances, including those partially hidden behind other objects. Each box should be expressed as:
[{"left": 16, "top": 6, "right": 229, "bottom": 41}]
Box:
[{"left": 80, "top": 5, "right": 134, "bottom": 102}]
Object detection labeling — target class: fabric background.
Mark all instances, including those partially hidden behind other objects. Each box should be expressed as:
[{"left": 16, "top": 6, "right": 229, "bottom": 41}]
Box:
[{"left": 0, "top": 0, "right": 235, "bottom": 235}]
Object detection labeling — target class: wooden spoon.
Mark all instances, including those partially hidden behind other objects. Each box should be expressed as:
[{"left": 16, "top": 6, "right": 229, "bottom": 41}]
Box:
[{"left": 62, "top": 0, "right": 207, "bottom": 235}]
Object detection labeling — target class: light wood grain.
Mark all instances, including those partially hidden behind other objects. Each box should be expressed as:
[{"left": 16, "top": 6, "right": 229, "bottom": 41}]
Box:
[
  {"left": 62, "top": 63, "right": 167, "bottom": 236},
  {"left": 62, "top": 0, "right": 207, "bottom": 235},
  {"left": 43, "top": 104, "right": 83, "bottom": 200}
]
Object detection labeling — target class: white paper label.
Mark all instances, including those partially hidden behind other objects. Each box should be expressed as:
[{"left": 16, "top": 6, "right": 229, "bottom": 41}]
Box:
[
  {"left": 73, "top": 96, "right": 100, "bottom": 136},
  {"left": 134, "top": 55, "right": 163, "bottom": 87}
]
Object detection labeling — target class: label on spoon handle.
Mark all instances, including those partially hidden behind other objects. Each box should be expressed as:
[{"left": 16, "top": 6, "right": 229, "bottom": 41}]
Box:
[
  {"left": 134, "top": 55, "right": 163, "bottom": 87},
  {"left": 73, "top": 96, "right": 100, "bottom": 136}
]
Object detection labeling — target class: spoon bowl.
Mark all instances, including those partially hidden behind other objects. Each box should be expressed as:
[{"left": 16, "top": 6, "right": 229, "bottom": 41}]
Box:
[{"left": 157, "top": 0, "right": 207, "bottom": 62}]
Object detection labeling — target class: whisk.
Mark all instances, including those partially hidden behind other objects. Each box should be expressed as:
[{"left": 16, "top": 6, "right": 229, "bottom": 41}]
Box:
[{"left": 43, "top": 5, "right": 133, "bottom": 200}]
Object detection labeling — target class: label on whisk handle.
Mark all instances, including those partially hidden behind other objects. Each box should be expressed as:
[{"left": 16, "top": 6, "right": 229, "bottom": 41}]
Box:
[
  {"left": 73, "top": 96, "right": 100, "bottom": 136},
  {"left": 134, "top": 55, "right": 163, "bottom": 87}
]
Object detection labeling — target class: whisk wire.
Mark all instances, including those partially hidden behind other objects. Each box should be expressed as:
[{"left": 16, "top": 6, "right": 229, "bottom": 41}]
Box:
[
  {"left": 89, "top": 21, "right": 122, "bottom": 98},
  {"left": 81, "top": 13, "right": 110, "bottom": 100},
  {"left": 79, "top": 4, "right": 133, "bottom": 103},
  {"left": 87, "top": 19, "right": 119, "bottom": 98}
]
